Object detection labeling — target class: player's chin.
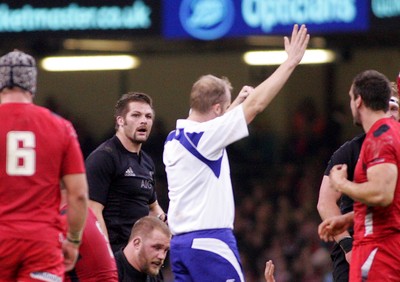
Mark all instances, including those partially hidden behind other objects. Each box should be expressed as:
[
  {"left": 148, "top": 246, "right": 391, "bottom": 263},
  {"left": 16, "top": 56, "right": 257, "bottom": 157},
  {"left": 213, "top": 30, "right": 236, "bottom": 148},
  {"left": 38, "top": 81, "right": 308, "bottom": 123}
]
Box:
[
  {"left": 148, "top": 263, "right": 162, "bottom": 275},
  {"left": 134, "top": 136, "right": 148, "bottom": 143}
]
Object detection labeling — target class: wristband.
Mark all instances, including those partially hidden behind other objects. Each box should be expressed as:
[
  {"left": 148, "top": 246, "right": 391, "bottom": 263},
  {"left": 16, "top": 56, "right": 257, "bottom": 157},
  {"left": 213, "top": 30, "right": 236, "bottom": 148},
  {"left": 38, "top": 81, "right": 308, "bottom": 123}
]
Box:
[
  {"left": 338, "top": 237, "right": 353, "bottom": 253},
  {"left": 66, "top": 232, "right": 82, "bottom": 245},
  {"left": 67, "top": 237, "right": 81, "bottom": 245}
]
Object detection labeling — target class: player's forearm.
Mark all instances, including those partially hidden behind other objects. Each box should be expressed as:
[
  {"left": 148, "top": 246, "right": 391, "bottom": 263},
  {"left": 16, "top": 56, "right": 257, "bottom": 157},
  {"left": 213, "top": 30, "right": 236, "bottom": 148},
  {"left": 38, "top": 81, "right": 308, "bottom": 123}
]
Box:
[
  {"left": 317, "top": 201, "right": 342, "bottom": 221},
  {"left": 318, "top": 198, "right": 352, "bottom": 242},
  {"left": 341, "top": 211, "right": 354, "bottom": 225},
  {"left": 338, "top": 164, "right": 396, "bottom": 206},
  {"left": 317, "top": 176, "right": 343, "bottom": 220},
  {"left": 242, "top": 25, "right": 309, "bottom": 124},
  {"left": 96, "top": 215, "right": 109, "bottom": 240},
  {"left": 342, "top": 181, "right": 393, "bottom": 207},
  {"left": 67, "top": 194, "right": 88, "bottom": 241},
  {"left": 332, "top": 211, "right": 354, "bottom": 242},
  {"left": 242, "top": 61, "right": 298, "bottom": 123},
  {"left": 149, "top": 201, "right": 165, "bottom": 220},
  {"left": 88, "top": 200, "right": 109, "bottom": 239},
  {"left": 65, "top": 174, "right": 88, "bottom": 242}
]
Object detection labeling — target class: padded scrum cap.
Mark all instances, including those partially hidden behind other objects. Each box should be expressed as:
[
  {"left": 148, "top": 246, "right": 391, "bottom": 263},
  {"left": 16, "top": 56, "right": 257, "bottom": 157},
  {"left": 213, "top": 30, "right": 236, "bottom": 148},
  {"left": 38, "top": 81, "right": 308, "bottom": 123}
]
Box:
[{"left": 0, "top": 50, "right": 37, "bottom": 94}]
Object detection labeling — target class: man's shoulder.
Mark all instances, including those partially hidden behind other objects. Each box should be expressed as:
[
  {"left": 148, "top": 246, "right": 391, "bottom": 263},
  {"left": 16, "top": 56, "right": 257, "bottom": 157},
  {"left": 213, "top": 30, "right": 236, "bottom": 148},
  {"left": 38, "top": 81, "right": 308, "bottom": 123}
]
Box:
[
  {"left": 28, "top": 104, "right": 74, "bottom": 128},
  {"left": 325, "top": 133, "right": 365, "bottom": 172},
  {"left": 113, "top": 250, "right": 126, "bottom": 281},
  {"left": 114, "top": 249, "right": 127, "bottom": 271},
  {"left": 5, "top": 104, "right": 78, "bottom": 139},
  {"left": 88, "top": 137, "right": 120, "bottom": 158},
  {"left": 114, "top": 249, "right": 150, "bottom": 282},
  {"left": 334, "top": 133, "right": 365, "bottom": 155},
  {"left": 114, "top": 249, "right": 124, "bottom": 262}
]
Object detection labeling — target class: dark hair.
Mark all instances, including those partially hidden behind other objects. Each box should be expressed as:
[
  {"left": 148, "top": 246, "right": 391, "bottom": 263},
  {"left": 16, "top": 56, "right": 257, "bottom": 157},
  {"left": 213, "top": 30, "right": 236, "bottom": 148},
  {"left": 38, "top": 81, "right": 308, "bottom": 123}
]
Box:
[
  {"left": 114, "top": 92, "right": 153, "bottom": 130},
  {"left": 190, "top": 75, "right": 232, "bottom": 114},
  {"left": 352, "top": 70, "right": 391, "bottom": 112}
]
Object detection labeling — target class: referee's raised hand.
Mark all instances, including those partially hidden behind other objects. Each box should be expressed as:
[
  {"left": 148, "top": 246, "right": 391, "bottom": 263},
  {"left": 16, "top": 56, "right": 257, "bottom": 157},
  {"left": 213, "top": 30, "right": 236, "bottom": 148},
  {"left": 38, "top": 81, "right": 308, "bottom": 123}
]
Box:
[{"left": 284, "top": 24, "right": 310, "bottom": 67}]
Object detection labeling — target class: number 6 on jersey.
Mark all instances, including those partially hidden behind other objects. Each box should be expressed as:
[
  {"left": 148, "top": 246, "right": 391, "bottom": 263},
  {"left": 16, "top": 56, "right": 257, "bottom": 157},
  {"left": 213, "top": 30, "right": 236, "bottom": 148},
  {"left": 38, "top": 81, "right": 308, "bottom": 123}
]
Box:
[{"left": 7, "top": 131, "right": 36, "bottom": 176}]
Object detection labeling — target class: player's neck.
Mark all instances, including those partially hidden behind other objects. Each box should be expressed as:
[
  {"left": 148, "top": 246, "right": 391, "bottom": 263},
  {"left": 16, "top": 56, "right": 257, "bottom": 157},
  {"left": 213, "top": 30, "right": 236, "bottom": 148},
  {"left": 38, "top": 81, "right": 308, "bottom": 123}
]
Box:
[
  {"left": 116, "top": 132, "right": 142, "bottom": 153},
  {"left": 123, "top": 247, "right": 142, "bottom": 273},
  {"left": 188, "top": 110, "right": 219, "bottom": 122},
  {"left": 0, "top": 89, "right": 33, "bottom": 103},
  {"left": 362, "top": 109, "right": 388, "bottom": 133}
]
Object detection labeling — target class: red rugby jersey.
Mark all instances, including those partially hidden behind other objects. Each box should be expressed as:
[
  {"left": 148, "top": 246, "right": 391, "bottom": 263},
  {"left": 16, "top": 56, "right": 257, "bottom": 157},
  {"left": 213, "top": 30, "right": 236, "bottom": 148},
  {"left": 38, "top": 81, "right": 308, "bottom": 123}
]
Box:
[
  {"left": 353, "top": 118, "right": 400, "bottom": 244},
  {"left": 0, "top": 103, "right": 85, "bottom": 242}
]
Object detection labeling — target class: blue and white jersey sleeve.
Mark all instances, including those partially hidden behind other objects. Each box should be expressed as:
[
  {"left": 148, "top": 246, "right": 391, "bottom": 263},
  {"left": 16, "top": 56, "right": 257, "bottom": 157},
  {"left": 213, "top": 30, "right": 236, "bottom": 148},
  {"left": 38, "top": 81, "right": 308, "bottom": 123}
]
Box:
[{"left": 163, "top": 105, "right": 249, "bottom": 235}]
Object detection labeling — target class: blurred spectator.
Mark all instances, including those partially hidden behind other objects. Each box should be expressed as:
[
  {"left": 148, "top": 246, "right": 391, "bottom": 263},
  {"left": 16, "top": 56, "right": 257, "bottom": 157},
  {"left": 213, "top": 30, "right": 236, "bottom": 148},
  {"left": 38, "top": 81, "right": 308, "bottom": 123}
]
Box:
[
  {"left": 283, "top": 97, "right": 327, "bottom": 163},
  {"left": 43, "top": 96, "right": 97, "bottom": 157},
  {"left": 232, "top": 144, "right": 330, "bottom": 281}
]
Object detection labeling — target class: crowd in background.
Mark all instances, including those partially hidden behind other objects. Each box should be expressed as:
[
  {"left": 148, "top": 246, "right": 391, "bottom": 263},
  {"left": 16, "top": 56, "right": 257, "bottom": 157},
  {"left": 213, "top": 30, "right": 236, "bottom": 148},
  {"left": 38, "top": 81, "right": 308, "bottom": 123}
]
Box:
[
  {"left": 227, "top": 97, "right": 339, "bottom": 282},
  {"left": 6, "top": 43, "right": 398, "bottom": 281}
]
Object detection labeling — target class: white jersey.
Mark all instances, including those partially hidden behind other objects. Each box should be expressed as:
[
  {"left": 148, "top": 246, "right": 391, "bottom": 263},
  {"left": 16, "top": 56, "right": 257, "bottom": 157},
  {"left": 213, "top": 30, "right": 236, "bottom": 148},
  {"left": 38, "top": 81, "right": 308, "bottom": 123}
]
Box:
[{"left": 163, "top": 105, "right": 249, "bottom": 235}]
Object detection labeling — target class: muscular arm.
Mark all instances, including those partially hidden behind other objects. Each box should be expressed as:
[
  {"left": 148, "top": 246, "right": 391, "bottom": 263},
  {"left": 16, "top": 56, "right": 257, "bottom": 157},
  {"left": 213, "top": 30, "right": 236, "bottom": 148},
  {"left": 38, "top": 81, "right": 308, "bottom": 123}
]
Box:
[
  {"left": 242, "top": 24, "right": 309, "bottom": 124},
  {"left": 63, "top": 173, "right": 88, "bottom": 241},
  {"left": 319, "top": 212, "right": 354, "bottom": 242},
  {"left": 149, "top": 200, "right": 166, "bottom": 221},
  {"left": 317, "top": 176, "right": 351, "bottom": 241},
  {"left": 62, "top": 173, "right": 88, "bottom": 271},
  {"left": 330, "top": 163, "right": 397, "bottom": 207},
  {"left": 317, "top": 176, "right": 342, "bottom": 220},
  {"left": 89, "top": 200, "right": 109, "bottom": 240}
]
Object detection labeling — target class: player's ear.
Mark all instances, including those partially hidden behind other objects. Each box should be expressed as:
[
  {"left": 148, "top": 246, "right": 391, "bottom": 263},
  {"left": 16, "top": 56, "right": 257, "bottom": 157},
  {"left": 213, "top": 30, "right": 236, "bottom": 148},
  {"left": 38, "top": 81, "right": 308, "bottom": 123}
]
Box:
[
  {"left": 355, "top": 95, "right": 362, "bottom": 108},
  {"left": 116, "top": 116, "right": 125, "bottom": 127},
  {"left": 132, "top": 237, "right": 141, "bottom": 248},
  {"left": 212, "top": 103, "right": 222, "bottom": 116}
]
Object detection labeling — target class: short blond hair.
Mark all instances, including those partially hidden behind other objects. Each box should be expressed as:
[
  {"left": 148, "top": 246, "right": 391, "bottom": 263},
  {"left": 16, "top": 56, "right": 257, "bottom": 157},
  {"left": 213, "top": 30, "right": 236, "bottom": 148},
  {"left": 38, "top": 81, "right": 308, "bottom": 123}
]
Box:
[
  {"left": 129, "top": 216, "right": 171, "bottom": 241},
  {"left": 190, "top": 75, "right": 232, "bottom": 114},
  {"left": 391, "top": 81, "right": 399, "bottom": 99}
]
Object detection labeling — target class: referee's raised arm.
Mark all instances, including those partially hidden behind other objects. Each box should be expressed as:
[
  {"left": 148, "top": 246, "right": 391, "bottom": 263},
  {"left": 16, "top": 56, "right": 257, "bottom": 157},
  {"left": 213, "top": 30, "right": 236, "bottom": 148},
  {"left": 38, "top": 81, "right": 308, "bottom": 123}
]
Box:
[{"left": 242, "top": 24, "right": 310, "bottom": 124}]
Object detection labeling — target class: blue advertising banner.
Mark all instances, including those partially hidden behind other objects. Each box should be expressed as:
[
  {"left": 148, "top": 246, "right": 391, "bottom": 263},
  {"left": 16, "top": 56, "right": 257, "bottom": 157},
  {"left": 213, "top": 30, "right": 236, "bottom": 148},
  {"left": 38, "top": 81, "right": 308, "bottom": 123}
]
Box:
[
  {"left": 163, "top": 0, "right": 370, "bottom": 40},
  {"left": 0, "top": 0, "right": 160, "bottom": 36},
  {"left": 370, "top": 0, "right": 400, "bottom": 31},
  {"left": 2, "top": 1, "right": 396, "bottom": 41}
]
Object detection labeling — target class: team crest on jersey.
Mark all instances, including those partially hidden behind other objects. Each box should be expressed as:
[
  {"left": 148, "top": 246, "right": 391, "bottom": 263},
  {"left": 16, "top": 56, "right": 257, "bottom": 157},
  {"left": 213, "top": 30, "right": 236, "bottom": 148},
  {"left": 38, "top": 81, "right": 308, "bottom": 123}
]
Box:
[{"left": 141, "top": 179, "right": 153, "bottom": 189}]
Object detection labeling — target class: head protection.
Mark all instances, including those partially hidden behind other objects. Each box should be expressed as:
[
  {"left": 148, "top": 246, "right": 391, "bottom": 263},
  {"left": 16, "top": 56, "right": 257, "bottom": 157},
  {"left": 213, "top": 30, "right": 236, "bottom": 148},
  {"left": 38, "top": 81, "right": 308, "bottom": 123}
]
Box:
[{"left": 0, "top": 50, "right": 37, "bottom": 95}]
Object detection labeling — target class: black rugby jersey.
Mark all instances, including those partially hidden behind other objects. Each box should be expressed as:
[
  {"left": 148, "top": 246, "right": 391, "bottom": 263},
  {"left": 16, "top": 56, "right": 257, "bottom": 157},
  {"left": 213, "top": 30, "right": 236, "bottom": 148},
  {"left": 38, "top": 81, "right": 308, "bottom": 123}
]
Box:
[
  {"left": 115, "top": 250, "right": 163, "bottom": 282},
  {"left": 324, "top": 133, "right": 365, "bottom": 222},
  {"left": 323, "top": 134, "right": 365, "bottom": 282},
  {"left": 86, "top": 135, "right": 157, "bottom": 252}
]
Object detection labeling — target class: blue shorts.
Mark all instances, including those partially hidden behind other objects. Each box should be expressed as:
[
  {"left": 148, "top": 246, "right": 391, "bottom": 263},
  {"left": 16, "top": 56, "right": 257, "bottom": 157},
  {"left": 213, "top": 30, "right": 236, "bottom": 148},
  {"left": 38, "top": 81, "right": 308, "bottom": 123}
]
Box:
[{"left": 170, "top": 228, "right": 244, "bottom": 282}]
